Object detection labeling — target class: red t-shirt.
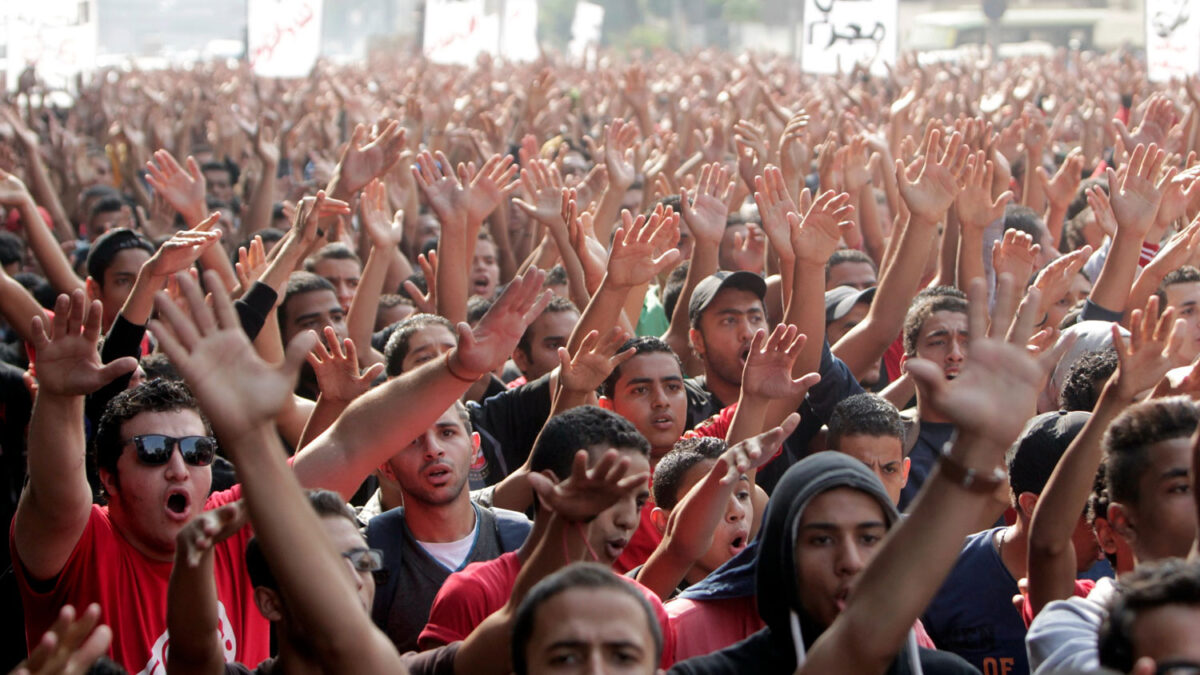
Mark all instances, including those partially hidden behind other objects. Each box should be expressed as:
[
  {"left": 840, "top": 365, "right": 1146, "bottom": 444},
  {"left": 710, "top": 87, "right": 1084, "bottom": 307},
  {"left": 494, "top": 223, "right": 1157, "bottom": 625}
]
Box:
[
  {"left": 11, "top": 486, "right": 269, "bottom": 675},
  {"left": 420, "top": 550, "right": 677, "bottom": 668}
]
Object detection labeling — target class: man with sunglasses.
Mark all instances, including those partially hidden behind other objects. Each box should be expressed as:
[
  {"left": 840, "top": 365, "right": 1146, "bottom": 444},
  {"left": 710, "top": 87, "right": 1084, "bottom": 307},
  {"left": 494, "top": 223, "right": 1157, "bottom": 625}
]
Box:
[{"left": 10, "top": 268, "right": 551, "bottom": 674}]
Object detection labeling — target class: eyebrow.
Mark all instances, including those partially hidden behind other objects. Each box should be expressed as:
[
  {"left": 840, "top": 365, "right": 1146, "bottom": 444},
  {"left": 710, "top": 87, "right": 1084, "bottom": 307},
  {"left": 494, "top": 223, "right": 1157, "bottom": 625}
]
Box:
[
  {"left": 548, "top": 640, "right": 645, "bottom": 651},
  {"left": 1160, "top": 467, "right": 1190, "bottom": 480},
  {"left": 801, "top": 521, "right": 887, "bottom": 531},
  {"left": 625, "top": 375, "right": 684, "bottom": 387}
]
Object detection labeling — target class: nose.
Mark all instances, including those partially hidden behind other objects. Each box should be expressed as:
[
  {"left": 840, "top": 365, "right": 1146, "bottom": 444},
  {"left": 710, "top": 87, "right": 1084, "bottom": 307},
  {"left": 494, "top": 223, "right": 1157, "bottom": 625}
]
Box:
[
  {"left": 613, "top": 495, "right": 640, "bottom": 532},
  {"left": 163, "top": 447, "right": 189, "bottom": 482},
  {"left": 650, "top": 384, "right": 669, "bottom": 409},
  {"left": 725, "top": 494, "right": 746, "bottom": 523},
  {"left": 836, "top": 540, "right": 867, "bottom": 577},
  {"left": 947, "top": 338, "right": 965, "bottom": 363},
  {"left": 422, "top": 432, "right": 447, "bottom": 461}
]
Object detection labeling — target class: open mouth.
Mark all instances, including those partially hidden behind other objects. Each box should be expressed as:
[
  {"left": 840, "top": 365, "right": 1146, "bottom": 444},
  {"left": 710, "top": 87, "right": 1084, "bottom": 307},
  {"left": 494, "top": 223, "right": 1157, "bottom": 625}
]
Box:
[
  {"left": 651, "top": 415, "right": 674, "bottom": 430},
  {"left": 605, "top": 539, "right": 628, "bottom": 560},
  {"left": 165, "top": 491, "right": 190, "bottom": 519},
  {"left": 739, "top": 347, "right": 751, "bottom": 364},
  {"left": 834, "top": 588, "right": 851, "bottom": 612},
  {"left": 471, "top": 277, "right": 491, "bottom": 296},
  {"left": 729, "top": 534, "right": 747, "bottom": 556},
  {"left": 424, "top": 464, "right": 453, "bottom": 485}
]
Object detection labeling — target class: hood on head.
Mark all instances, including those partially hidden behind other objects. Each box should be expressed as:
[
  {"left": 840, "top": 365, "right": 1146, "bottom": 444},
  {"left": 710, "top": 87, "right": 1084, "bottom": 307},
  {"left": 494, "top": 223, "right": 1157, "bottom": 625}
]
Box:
[{"left": 754, "top": 451, "right": 899, "bottom": 646}]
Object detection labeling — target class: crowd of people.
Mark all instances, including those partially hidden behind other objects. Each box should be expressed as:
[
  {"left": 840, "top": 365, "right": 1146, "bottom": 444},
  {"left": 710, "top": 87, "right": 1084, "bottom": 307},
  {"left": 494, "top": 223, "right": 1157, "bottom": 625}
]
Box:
[{"left": 1, "top": 43, "right": 1200, "bottom": 674}]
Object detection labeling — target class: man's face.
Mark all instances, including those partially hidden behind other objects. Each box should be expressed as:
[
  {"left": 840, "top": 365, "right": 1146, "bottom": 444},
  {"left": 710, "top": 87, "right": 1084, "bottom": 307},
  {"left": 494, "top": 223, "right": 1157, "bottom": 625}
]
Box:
[
  {"left": 103, "top": 409, "right": 213, "bottom": 560},
  {"left": 282, "top": 289, "right": 347, "bottom": 346},
  {"left": 375, "top": 302, "right": 415, "bottom": 332},
  {"left": 385, "top": 407, "right": 476, "bottom": 507},
  {"left": 827, "top": 302, "right": 869, "bottom": 345},
  {"left": 93, "top": 248, "right": 152, "bottom": 327},
  {"left": 86, "top": 210, "right": 124, "bottom": 241},
  {"left": 415, "top": 215, "right": 441, "bottom": 252},
  {"left": 311, "top": 257, "right": 362, "bottom": 314},
  {"left": 1121, "top": 436, "right": 1197, "bottom": 562},
  {"left": 833, "top": 434, "right": 909, "bottom": 505},
  {"left": 793, "top": 487, "right": 888, "bottom": 629},
  {"left": 515, "top": 310, "right": 580, "bottom": 380},
  {"left": 607, "top": 353, "right": 687, "bottom": 457},
  {"left": 1127, "top": 604, "right": 1200, "bottom": 673},
  {"left": 826, "top": 262, "right": 877, "bottom": 291},
  {"left": 1164, "top": 281, "right": 1200, "bottom": 362},
  {"left": 524, "top": 586, "right": 658, "bottom": 675},
  {"left": 691, "top": 289, "right": 767, "bottom": 389},
  {"left": 1047, "top": 272, "right": 1093, "bottom": 330},
  {"left": 588, "top": 451, "right": 651, "bottom": 565},
  {"left": 671, "top": 458, "right": 752, "bottom": 581},
  {"left": 471, "top": 238, "right": 501, "bottom": 299},
  {"left": 676, "top": 219, "right": 695, "bottom": 262},
  {"left": 203, "top": 169, "right": 234, "bottom": 204},
  {"left": 912, "top": 310, "right": 969, "bottom": 380},
  {"left": 321, "top": 515, "right": 376, "bottom": 615},
  {"left": 398, "top": 324, "right": 457, "bottom": 374}
]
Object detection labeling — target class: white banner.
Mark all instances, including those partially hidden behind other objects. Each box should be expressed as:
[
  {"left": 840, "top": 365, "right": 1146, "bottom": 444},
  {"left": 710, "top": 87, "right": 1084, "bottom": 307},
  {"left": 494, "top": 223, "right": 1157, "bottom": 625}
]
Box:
[
  {"left": 1147, "top": 0, "right": 1200, "bottom": 82},
  {"left": 247, "top": 0, "right": 324, "bottom": 78},
  {"left": 801, "top": 0, "right": 897, "bottom": 75},
  {"left": 424, "top": 0, "right": 492, "bottom": 66},
  {"left": 4, "top": 1, "right": 98, "bottom": 93},
  {"left": 500, "top": 0, "right": 540, "bottom": 62},
  {"left": 569, "top": 2, "right": 605, "bottom": 62}
]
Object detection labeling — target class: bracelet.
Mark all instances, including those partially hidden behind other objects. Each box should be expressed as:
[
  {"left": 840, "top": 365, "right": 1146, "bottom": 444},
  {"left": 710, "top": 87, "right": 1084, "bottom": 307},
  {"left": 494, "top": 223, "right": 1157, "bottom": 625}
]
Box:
[
  {"left": 937, "top": 441, "right": 1007, "bottom": 494},
  {"left": 444, "top": 350, "right": 482, "bottom": 383}
]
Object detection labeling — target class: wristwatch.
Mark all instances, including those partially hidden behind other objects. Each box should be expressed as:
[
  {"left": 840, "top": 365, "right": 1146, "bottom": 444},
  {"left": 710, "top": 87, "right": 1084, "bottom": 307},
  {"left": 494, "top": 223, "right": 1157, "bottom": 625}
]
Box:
[{"left": 937, "top": 442, "right": 1008, "bottom": 494}]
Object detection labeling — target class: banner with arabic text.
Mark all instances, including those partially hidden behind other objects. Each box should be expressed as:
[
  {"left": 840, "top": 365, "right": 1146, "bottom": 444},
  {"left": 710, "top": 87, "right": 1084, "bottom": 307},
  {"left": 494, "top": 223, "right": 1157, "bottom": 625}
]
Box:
[
  {"left": 247, "top": 0, "right": 324, "bottom": 78},
  {"left": 1146, "top": 0, "right": 1200, "bottom": 82},
  {"left": 801, "top": 0, "right": 897, "bottom": 75}
]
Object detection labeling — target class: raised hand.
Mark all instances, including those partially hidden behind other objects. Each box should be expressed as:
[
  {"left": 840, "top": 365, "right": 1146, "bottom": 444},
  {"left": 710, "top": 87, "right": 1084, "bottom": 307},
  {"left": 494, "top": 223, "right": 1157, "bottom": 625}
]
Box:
[
  {"left": 1037, "top": 149, "right": 1085, "bottom": 212},
  {"left": 897, "top": 127, "right": 969, "bottom": 225},
  {"left": 449, "top": 266, "right": 552, "bottom": 378},
  {"left": 334, "top": 120, "right": 406, "bottom": 197},
  {"left": 31, "top": 291, "right": 138, "bottom": 397},
  {"left": 0, "top": 167, "right": 33, "bottom": 205},
  {"left": 463, "top": 153, "right": 519, "bottom": 224},
  {"left": 789, "top": 189, "right": 855, "bottom": 267},
  {"left": 604, "top": 206, "right": 682, "bottom": 288},
  {"left": 557, "top": 327, "right": 635, "bottom": 395},
  {"left": 145, "top": 149, "right": 206, "bottom": 227},
  {"left": 740, "top": 324, "right": 821, "bottom": 400},
  {"left": 840, "top": 135, "right": 878, "bottom": 194},
  {"left": 149, "top": 270, "right": 318, "bottom": 439},
  {"left": 308, "top": 327, "right": 385, "bottom": 403},
  {"left": 235, "top": 236, "right": 267, "bottom": 290},
  {"left": 733, "top": 120, "right": 770, "bottom": 191},
  {"left": 401, "top": 252, "right": 438, "bottom": 315},
  {"left": 10, "top": 604, "right": 111, "bottom": 675},
  {"left": 991, "top": 229, "right": 1040, "bottom": 287},
  {"left": 1110, "top": 295, "right": 1186, "bottom": 399},
  {"left": 754, "top": 165, "right": 799, "bottom": 259},
  {"left": 176, "top": 501, "right": 248, "bottom": 568},
  {"left": 514, "top": 158, "right": 566, "bottom": 224},
  {"left": 956, "top": 152, "right": 1013, "bottom": 231},
  {"left": 360, "top": 179, "right": 404, "bottom": 249},
  {"left": 143, "top": 217, "right": 223, "bottom": 278},
  {"left": 1032, "top": 245, "right": 1092, "bottom": 317},
  {"left": 412, "top": 150, "right": 469, "bottom": 230},
  {"left": 527, "top": 448, "right": 649, "bottom": 524},
  {"left": 679, "top": 162, "right": 734, "bottom": 245},
  {"left": 603, "top": 119, "right": 638, "bottom": 189},
  {"left": 1106, "top": 143, "right": 1168, "bottom": 237},
  {"left": 1113, "top": 95, "right": 1175, "bottom": 150},
  {"left": 720, "top": 412, "right": 802, "bottom": 485},
  {"left": 1085, "top": 185, "right": 1119, "bottom": 240}
]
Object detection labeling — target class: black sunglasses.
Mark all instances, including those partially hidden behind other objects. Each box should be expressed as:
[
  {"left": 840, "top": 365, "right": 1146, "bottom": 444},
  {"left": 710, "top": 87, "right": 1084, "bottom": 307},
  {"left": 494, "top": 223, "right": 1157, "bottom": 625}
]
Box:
[{"left": 126, "top": 434, "right": 217, "bottom": 467}]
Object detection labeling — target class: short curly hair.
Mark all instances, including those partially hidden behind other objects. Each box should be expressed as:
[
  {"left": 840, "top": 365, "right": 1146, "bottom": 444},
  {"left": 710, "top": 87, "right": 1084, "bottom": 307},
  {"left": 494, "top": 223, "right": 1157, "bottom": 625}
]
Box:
[
  {"left": 1104, "top": 396, "right": 1198, "bottom": 508},
  {"left": 902, "top": 292, "right": 968, "bottom": 356},
  {"left": 1059, "top": 349, "right": 1118, "bottom": 412},
  {"left": 529, "top": 406, "right": 649, "bottom": 481},
  {"left": 92, "top": 379, "right": 209, "bottom": 488},
  {"left": 652, "top": 436, "right": 727, "bottom": 510},
  {"left": 1099, "top": 558, "right": 1200, "bottom": 672}
]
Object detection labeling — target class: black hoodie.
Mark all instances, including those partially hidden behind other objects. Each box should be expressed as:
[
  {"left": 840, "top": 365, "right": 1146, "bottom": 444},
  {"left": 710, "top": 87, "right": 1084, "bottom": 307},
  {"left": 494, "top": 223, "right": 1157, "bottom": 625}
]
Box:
[{"left": 669, "top": 452, "right": 979, "bottom": 674}]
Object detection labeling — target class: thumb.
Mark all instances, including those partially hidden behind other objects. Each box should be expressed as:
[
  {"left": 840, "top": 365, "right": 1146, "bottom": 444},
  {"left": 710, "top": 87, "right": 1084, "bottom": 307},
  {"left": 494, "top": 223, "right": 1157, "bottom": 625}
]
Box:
[
  {"left": 905, "top": 358, "right": 947, "bottom": 404},
  {"left": 363, "top": 363, "right": 386, "bottom": 381},
  {"left": 282, "top": 330, "right": 320, "bottom": 383},
  {"left": 99, "top": 357, "right": 140, "bottom": 382}
]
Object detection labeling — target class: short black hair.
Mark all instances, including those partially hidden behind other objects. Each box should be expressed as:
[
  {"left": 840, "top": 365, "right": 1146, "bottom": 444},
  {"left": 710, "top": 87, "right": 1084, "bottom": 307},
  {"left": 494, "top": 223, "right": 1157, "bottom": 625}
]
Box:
[
  {"left": 277, "top": 271, "right": 337, "bottom": 331},
  {"left": 652, "top": 436, "right": 726, "bottom": 510},
  {"left": 90, "top": 195, "right": 125, "bottom": 219},
  {"left": 466, "top": 296, "right": 493, "bottom": 324},
  {"left": 662, "top": 261, "right": 690, "bottom": 321},
  {"left": 245, "top": 489, "right": 359, "bottom": 591},
  {"left": 0, "top": 230, "right": 23, "bottom": 266},
  {"left": 1156, "top": 266, "right": 1200, "bottom": 312},
  {"left": 304, "top": 242, "right": 362, "bottom": 271},
  {"left": 383, "top": 313, "right": 455, "bottom": 377},
  {"left": 1060, "top": 349, "right": 1118, "bottom": 412},
  {"left": 1104, "top": 397, "right": 1199, "bottom": 508},
  {"left": 825, "top": 249, "right": 877, "bottom": 283},
  {"left": 902, "top": 293, "right": 968, "bottom": 356},
  {"left": 93, "top": 379, "right": 209, "bottom": 491},
  {"left": 528, "top": 406, "right": 649, "bottom": 481},
  {"left": 200, "top": 159, "right": 237, "bottom": 186},
  {"left": 1004, "top": 204, "right": 1046, "bottom": 244},
  {"left": 599, "top": 337, "right": 681, "bottom": 399},
  {"left": 544, "top": 264, "right": 568, "bottom": 288},
  {"left": 140, "top": 352, "right": 182, "bottom": 382},
  {"left": 517, "top": 296, "right": 578, "bottom": 358},
  {"left": 1099, "top": 558, "right": 1200, "bottom": 673},
  {"left": 512, "top": 563, "right": 662, "bottom": 675},
  {"left": 827, "top": 394, "right": 905, "bottom": 450},
  {"left": 86, "top": 228, "right": 154, "bottom": 285}
]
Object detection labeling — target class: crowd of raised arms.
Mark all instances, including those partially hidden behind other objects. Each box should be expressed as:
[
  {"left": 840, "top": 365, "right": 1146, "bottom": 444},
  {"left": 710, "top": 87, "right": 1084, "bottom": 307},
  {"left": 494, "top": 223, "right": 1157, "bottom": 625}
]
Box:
[{"left": 2, "top": 45, "right": 1200, "bottom": 675}]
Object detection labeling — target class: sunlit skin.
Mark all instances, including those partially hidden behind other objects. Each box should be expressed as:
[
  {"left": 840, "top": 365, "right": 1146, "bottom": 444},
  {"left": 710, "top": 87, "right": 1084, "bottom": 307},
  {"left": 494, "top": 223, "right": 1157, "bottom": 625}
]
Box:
[
  {"left": 471, "top": 238, "right": 501, "bottom": 299},
  {"left": 689, "top": 289, "right": 767, "bottom": 405},
  {"left": 396, "top": 324, "right": 457, "bottom": 375},
  {"left": 652, "top": 458, "right": 751, "bottom": 585},
  {"left": 381, "top": 407, "right": 477, "bottom": 510},
  {"left": 310, "top": 257, "right": 362, "bottom": 314},
  {"left": 602, "top": 353, "right": 687, "bottom": 459},
  {"left": 1164, "top": 281, "right": 1200, "bottom": 363},
  {"left": 826, "top": 262, "right": 877, "bottom": 291},
  {"left": 515, "top": 309, "right": 580, "bottom": 380},
  {"left": 794, "top": 488, "right": 888, "bottom": 629},
  {"left": 1111, "top": 436, "right": 1197, "bottom": 564},
  {"left": 902, "top": 309, "right": 968, "bottom": 424},
  {"left": 281, "top": 289, "right": 347, "bottom": 346},
  {"left": 524, "top": 587, "right": 659, "bottom": 675},
  {"left": 831, "top": 434, "right": 909, "bottom": 505},
  {"left": 588, "top": 451, "right": 651, "bottom": 566},
  {"left": 87, "top": 247, "right": 152, "bottom": 330}
]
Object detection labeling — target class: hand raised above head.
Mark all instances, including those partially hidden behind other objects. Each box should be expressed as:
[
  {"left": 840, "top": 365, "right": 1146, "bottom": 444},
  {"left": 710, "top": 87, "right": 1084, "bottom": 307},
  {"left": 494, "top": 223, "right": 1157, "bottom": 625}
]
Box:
[
  {"left": 527, "top": 448, "right": 649, "bottom": 524},
  {"left": 450, "top": 266, "right": 552, "bottom": 378},
  {"left": 31, "top": 291, "right": 138, "bottom": 398}
]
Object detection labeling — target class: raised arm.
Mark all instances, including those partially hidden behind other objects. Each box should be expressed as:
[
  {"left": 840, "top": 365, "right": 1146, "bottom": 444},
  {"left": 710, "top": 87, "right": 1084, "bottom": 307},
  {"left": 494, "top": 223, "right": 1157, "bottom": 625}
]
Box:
[
  {"left": 145, "top": 150, "right": 239, "bottom": 291},
  {"left": 413, "top": 151, "right": 471, "bottom": 324},
  {"left": 666, "top": 163, "right": 733, "bottom": 359},
  {"left": 346, "top": 179, "right": 403, "bottom": 366},
  {"left": 0, "top": 169, "right": 84, "bottom": 295},
  {"left": 13, "top": 292, "right": 138, "bottom": 580}
]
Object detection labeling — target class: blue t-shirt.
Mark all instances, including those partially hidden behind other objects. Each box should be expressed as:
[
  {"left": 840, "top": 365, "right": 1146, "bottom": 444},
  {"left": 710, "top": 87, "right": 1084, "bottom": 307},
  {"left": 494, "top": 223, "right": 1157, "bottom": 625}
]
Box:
[{"left": 921, "top": 527, "right": 1029, "bottom": 675}]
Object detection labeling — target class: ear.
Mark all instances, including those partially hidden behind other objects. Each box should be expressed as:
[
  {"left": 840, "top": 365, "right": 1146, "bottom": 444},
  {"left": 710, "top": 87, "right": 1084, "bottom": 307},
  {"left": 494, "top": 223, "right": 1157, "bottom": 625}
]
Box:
[
  {"left": 650, "top": 507, "right": 668, "bottom": 536},
  {"left": 98, "top": 467, "right": 119, "bottom": 500},
  {"left": 597, "top": 396, "right": 615, "bottom": 411},
  {"left": 471, "top": 431, "right": 481, "bottom": 452},
  {"left": 899, "top": 353, "right": 910, "bottom": 374},
  {"left": 378, "top": 461, "right": 398, "bottom": 482},
  {"left": 688, "top": 327, "right": 705, "bottom": 360},
  {"left": 1016, "top": 492, "right": 1039, "bottom": 521},
  {"left": 901, "top": 457, "right": 911, "bottom": 487},
  {"left": 511, "top": 346, "right": 530, "bottom": 374},
  {"left": 1094, "top": 516, "right": 1120, "bottom": 556},
  {"left": 85, "top": 276, "right": 101, "bottom": 303},
  {"left": 254, "top": 587, "right": 284, "bottom": 622},
  {"left": 1107, "top": 502, "right": 1138, "bottom": 544}
]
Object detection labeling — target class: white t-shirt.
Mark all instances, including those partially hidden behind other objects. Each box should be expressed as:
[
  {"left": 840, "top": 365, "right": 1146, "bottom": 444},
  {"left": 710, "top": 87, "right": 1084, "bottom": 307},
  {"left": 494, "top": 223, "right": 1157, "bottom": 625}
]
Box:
[{"left": 417, "top": 522, "right": 479, "bottom": 571}]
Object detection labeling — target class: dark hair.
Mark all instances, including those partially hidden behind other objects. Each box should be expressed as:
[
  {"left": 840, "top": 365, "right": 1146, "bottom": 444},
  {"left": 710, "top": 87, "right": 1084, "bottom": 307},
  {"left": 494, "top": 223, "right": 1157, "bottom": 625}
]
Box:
[
  {"left": 1099, "top": 558, "right": 1200, "bottom": 673},
  {"left": 827, "top": 394, "right": 905, "bottom": 449},
  {"left": 1104, "top": 397, "right": 1199, "bottom": 508},
  {"left": 0, "top": 230, "right": 23, "bottom": 266},
  {"left": 277, "top": 271, "right": 337, "bottom": 331},
  {"left": 662, "top": 261, "right": 690, "bottom": 320},
  {"left": 544, "top": 264, "right": 568, "bottom": 288},
  {"left": 652, "top": 437, "right": 726, "bottom": 510},
  {"left": 825, "top": 249, "right": 877, "bottom": 283},
  {"left": 1067, "top": 177, "right": 1107, "bottom": 222},
  {"left": 1004, "top": 206, "right": 1047, "bottom": 244},
  {"left": 528, "top": 406, "right": 649, "bottom": 481},
  {"left": 1060, "top": 349, "right": 1118, "bottom": 412},
  {"left": 13, "top": 272, "right": 56, "bottom": 309},
  {"left": 92, "top": 379, "right": 209, "bottom": 488},
  {"left": 378, "top": 293, "right": 412, "bottom": 310},
  {"left": 200, "top": 160, "right": 237, "bottom": 185},
  {"left": 1060, "top": 207, "right": 1092, "bottom": 254},
  {"left": 517, "top": 296, "right": 578, "bottom": 358},
  {"left": 90, "top": 195, "right": 125, "bottom": 219},
  {"left": 1086, "top": 462, "right": 1118, "bottom": 568},
  {"left": 902, "top": 293, "right": 969, "bottom": 356},
  {"left": 86, "top": 228, "right": 154, "bottom": 285},
  {"left": 512, "top": 563, "right": 663, "bottom": 675},
  {"left": 1155, "top": 266, "right": 1200, "bottom": 312},
  {"left": 599, "top": 337, "right": 681, "bottom": 399},
  {"left": 140, "top": 352, "right": 182, "bottom": 382},
  {"left": 383, "top": 313, "right": 454, "bottom": 377},
  {"left": 245, "top": 489, "right": 359, "bottom": 591},
  {"left": 304, "top": 242, "right": 362, "bottom": 272}
]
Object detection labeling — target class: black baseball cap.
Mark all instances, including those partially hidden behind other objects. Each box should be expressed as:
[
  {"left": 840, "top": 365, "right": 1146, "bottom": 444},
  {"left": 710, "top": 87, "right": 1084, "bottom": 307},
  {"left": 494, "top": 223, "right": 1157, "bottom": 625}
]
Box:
[
  {"left": 688, "top": 271, "right": 767, "bottom": 326},
  {"left": 1006, "top": 409, "right": 1091, "bottom": 497},
  {"left": 86, "top": 228, "right": 154, "bottom": 282},
  {"left": 824, "top": 285, "right": 877, "bottom": 323}
]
